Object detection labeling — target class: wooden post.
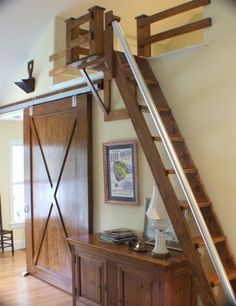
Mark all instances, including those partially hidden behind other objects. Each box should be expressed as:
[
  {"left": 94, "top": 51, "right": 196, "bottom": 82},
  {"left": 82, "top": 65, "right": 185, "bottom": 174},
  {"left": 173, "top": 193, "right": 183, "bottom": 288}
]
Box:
[
  {"left": 89, "top": 6, "right": 106, "bottom": 55},
  {"left": 65, "top": 18, "right": 82, "bottom": 65},
  {"left": 136, "top": 15, "right": 151, "bottom": 57},
  {"left": 103, "top": 71, "right": 112, "bottom": 118},
  {"left": 105, "top": 11, "right": 121, "bottom": 77},
  {"left": 65, "top": 18, "right": 74, "bottom": 64}
]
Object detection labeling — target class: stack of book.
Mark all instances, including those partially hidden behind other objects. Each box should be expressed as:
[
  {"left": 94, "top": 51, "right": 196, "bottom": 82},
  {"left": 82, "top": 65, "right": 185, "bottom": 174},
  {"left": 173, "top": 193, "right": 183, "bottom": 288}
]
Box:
[{"left": 99, "top": 228, "right": 137, "bottom": 244}]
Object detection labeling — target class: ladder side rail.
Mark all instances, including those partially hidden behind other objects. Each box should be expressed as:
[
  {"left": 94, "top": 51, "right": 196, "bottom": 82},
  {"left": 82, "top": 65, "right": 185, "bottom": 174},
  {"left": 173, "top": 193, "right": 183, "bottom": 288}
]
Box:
[{"left": 111, "top": 19, "right": 236, "bottom": 306}]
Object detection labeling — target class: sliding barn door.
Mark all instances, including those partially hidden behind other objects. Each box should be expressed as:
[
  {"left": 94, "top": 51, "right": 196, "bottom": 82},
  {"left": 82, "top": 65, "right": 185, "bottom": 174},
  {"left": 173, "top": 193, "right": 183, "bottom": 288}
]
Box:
[{"left": 24, "top": 94, "right": 92, "bottom": 293}]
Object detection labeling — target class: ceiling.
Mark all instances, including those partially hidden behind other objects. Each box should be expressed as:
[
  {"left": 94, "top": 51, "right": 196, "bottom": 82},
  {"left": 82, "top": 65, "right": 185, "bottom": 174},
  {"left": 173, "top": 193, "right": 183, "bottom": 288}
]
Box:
[
  {"left": 0, "top": 0, "right": 189, "bottom": 104},
  {"left": 0, "top": 0, "right": 86, "bottom": 102}
]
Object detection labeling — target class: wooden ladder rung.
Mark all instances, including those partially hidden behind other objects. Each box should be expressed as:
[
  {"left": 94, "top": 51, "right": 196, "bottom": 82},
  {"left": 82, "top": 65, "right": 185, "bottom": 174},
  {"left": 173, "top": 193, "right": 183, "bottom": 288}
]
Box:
[
  {"left": 193, "top": 234, "right": 227, "bottom": 248},
  {"left": 128, "top": 76, "right": 157, "bottom": 86},
  {"left": 122, "top": 65, "right": 157, "bottom": 85},
  {"left": 180, "top": 200, "right": 212, "bottom": 210},
  {"left": 208, "top": 269, "right": 236, "bottom": 287},
  {"left": 139, "top": 105, "right": 170, "bottom": 113},
  {"left": 153, "top": 136, "right": 184, "bottom": 142},
  {"left": 166, "top": 168, "right": 197, "bottom": 175},
  {"left": 122, "top": 62, "right": 157, "bottom": 86}
]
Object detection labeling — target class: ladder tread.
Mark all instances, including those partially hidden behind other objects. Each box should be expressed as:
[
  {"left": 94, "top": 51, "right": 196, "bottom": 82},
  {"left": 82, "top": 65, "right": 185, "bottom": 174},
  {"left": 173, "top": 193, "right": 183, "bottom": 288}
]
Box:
[
  {"left": 208, "top": 269, "right": 236, "bottom": 287},
  {"left": 193, "top": 234, "right": 227, "bottom": 248},
  {"left": 166, "top": 168, "right": 198, "bottom": 175},
  {"left": 153, "top": 136, "right": 184, "bottom": 142},
  {"left": 122, "top": 63, "right": 158, "bottom": 85},
  {"left": 180, "top": 200, "right": 212, "bottom": 209},
  {"left": 128, "top": 75, "right": 157, "bottom": 85},
  {"left": 139, "top": 105, "right": 170, "bottom": 113}
]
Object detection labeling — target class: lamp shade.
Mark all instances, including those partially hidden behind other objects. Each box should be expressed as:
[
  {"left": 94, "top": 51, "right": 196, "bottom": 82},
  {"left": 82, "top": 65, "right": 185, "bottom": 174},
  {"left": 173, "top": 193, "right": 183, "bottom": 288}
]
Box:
[{"left": 146, "top": 184, "right": 169, "bottom": 220}]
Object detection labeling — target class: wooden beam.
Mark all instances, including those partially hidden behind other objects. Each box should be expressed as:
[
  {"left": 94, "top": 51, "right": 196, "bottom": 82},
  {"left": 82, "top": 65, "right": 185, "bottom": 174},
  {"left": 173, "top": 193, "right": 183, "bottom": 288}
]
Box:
[
  {"left": 79, "top": 29, "right": 90, "bottom": 35},
  {"left": 80, "top": 68, "right": 108, "bottom": 116},
  {"left": 65, "top": 18, "right": 73, "bottom": 64},
  {"left": 136, "top": 14, "right": 151, "bottom": 57},
  {"left": 68, "top": 33, "right": 91, "bottom": 49},
  {"left": 49, "top": 66, "right": 78, "bottom": 77},
  {"left": 103, "top": 71, "right": 111, "bottom": 114},
  {"left": 104, "top": 109, "right": 130, "bottom": 121},
  {"left": 49, "top": 47, "right": 90, "bottom": 62},
  {"left": 105, "top": 11, "right": 116, "bottom": 77},
  {"left": 139, "top": 18, "right": 212, "bottom": 46},
  {"left": 49, "top": 50, "right": 66, "bottom": 62},
  {"left": 65, "top": 13, "right": 92, "bottom": 30},
  {"left": 137, "top": 0, "right": 211, "bottom": 27},
  {"left": 68, "top": 54, "right": 105, "bottom": 70},
  {"left": 209, "top": 269, "right": 236, "bottom": 287},
  {"left": 89, "top": 6, "right": 105, "bottom": 55}
]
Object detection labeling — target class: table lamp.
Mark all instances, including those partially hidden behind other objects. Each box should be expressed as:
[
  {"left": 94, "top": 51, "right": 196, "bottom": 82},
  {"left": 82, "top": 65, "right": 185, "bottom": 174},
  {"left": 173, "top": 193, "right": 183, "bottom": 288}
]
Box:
[{"left": 146, "top": 184, "right": 171, "bottom": 258}]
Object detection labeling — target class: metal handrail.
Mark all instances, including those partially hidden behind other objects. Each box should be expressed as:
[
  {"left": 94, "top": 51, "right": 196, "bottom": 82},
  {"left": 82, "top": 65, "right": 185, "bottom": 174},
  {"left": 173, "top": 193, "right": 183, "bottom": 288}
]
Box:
[{"left": 111, "top": 19, "right": 236, "bottom": 306}]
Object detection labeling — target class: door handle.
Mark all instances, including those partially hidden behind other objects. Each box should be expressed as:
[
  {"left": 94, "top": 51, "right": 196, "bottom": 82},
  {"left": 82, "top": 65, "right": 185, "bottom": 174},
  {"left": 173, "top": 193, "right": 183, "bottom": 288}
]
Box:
[{"left": 24, "top": 204, "right": 29, "bottom": 214}]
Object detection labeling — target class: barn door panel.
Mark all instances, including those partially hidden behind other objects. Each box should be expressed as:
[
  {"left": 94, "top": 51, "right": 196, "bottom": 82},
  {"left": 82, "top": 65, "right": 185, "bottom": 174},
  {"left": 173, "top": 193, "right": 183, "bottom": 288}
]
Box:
[{"left": 24, "top": 95, "right": 92, "bottom": 293}]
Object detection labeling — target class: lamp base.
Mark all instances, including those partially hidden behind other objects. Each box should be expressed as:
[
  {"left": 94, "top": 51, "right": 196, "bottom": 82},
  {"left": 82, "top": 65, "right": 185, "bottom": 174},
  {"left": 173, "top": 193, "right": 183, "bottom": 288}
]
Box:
[
  {"left": 151, "top": 251, "right": 170, "bottom": 259},
  {"left": 151, "top": 220, "right": 171, "bottom": 259}
]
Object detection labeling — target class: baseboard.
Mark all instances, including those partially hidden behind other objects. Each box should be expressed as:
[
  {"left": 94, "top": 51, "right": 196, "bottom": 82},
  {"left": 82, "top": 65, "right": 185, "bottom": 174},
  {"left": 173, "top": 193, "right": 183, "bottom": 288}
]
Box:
[{"left": 14, "top": 239, "right": 25, "bottom": 250}]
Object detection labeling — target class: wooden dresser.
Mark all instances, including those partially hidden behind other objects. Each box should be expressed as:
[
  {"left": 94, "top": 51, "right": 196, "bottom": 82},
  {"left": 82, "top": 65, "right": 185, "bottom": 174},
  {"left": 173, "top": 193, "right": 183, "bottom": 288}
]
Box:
[{"left": 68, "top": 234, "right": 196, "bottom": 306}]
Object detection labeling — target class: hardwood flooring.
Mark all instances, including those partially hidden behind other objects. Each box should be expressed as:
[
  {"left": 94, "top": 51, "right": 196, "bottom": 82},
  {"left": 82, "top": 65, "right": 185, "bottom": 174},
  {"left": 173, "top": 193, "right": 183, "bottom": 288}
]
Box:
[{"left": 0, "top": 250, "right": 72, "bottom": 306}]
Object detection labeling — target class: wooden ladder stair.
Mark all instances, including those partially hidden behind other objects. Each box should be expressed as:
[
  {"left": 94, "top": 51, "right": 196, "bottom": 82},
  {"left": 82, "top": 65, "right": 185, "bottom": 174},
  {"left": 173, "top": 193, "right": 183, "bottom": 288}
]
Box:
[{"left": 109, "top": 51, "right": 236, "bottom": 306}]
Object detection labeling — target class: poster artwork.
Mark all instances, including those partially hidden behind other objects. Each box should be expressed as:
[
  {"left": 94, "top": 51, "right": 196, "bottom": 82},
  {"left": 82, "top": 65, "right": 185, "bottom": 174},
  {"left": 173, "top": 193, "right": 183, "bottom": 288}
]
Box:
[{"left": 109, "top": 147, "right": 134, "bottom": 198}]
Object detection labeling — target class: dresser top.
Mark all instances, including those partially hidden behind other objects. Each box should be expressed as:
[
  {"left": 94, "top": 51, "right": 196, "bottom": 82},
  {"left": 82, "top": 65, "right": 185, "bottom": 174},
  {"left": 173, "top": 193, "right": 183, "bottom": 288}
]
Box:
[{"left": 68, "top": 233, "right": 187, "bottom": 268}]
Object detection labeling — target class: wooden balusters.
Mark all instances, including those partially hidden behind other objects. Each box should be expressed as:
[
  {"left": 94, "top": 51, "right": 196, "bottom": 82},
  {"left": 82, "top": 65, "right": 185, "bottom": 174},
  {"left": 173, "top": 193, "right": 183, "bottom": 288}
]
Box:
[{"left": 65, "top": 6, "right": 105, "bottom": 65}]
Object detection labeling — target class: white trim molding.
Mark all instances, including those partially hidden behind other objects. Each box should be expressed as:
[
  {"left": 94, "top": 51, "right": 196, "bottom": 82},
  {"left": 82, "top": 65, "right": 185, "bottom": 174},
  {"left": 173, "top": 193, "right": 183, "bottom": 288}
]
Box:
[{"left": 50, "top": 71, "right": 104, "bottom": 91}]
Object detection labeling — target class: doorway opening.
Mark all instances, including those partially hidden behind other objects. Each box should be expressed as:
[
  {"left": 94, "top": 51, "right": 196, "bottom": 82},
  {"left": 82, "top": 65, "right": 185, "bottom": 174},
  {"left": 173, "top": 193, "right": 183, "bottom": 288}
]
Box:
[{"left": 0, "top": 109, "right": 25, "bottom": 251}]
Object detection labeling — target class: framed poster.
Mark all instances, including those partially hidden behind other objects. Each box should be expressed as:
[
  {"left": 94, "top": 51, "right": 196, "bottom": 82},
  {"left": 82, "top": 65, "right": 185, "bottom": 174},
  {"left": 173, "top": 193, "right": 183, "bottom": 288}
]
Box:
[{"left": 103, "top": 140, "right": 138, "bottom": 205}]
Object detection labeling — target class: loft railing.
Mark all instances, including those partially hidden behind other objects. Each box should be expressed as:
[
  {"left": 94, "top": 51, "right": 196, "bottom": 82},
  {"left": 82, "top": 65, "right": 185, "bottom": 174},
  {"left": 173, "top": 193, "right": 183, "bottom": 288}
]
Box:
[
  {"left": 135, "top": 0, "right": 211, "bottom": 57},
  {"left": 65, "top": 6, "right": 105, "bottom": 65},
  {"left": 49, "top": 1, "right": 212, "bottom": 78},
  {"left": 49, "top": 6, "right": 106, "bottom": 79}
]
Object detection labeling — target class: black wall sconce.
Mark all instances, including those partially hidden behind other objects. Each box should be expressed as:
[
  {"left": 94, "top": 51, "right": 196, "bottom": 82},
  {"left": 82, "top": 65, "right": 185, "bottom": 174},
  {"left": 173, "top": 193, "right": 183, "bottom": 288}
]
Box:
[{"left": 15, "top": 60, "right": 35, "bottom": 93}]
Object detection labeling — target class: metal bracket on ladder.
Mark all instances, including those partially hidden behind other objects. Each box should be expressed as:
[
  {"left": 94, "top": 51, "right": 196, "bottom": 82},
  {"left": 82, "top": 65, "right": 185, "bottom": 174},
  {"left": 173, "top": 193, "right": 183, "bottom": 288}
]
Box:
[
  {"left": 80, "top": 68, "right": 109, "bottom": 116},
  {"left": 72, "top": 96, "right": 78, "bottom": 108},
  {"left": 29, "top": 106, "right": 33, "bottom": 117}
]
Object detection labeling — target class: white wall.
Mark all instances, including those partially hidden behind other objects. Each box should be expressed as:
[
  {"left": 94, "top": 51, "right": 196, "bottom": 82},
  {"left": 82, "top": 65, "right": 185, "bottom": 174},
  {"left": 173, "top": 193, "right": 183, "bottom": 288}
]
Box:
[
  {"left": 2, "top": 20, "right": 55, "bottom": 104},
  {"left": 92, "top": 91, "right": 153, "bottom": 233}
]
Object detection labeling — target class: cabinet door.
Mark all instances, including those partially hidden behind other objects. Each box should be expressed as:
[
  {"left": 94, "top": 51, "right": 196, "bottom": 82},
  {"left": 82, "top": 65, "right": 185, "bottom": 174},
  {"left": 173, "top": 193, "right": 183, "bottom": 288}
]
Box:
[
  {"left": 170, "top": 268, "right": 196, "bottom": 306},
  {"left": 75, "top": 251, "right": 107, "bottom": 306},
  {"left": 117, "top": 264, "right": 159, "bottom": 306}
]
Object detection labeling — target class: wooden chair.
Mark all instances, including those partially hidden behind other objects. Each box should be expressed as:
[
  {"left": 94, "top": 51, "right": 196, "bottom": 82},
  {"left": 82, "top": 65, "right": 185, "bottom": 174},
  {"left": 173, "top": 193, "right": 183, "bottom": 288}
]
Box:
[{"left": 0, "top": 195, "right": 14, "bottom": 256}]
